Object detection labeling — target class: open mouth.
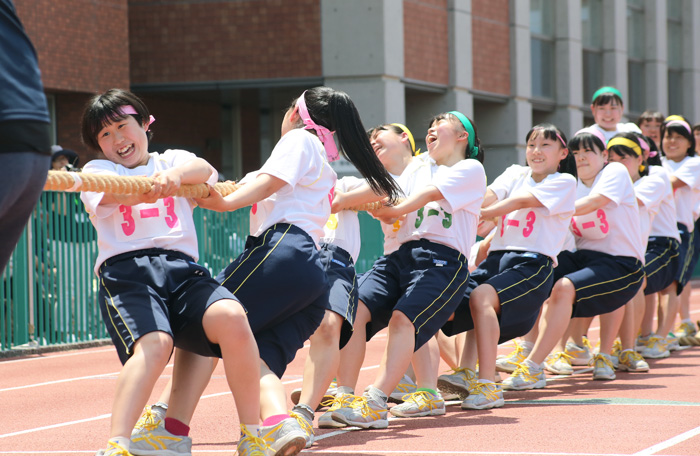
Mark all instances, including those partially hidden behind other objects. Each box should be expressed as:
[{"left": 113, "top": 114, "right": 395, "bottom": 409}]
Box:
[{"left": 116, "top": 144, "right": 134, "bottom": 158}]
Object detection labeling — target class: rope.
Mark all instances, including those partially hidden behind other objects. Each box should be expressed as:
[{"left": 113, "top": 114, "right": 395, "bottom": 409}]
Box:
[
  {"left": 347, "top": 200, "right": 387, "bottom": 212},
  {"left": 43, "top": 170, "right": 240, "bottom": 198}
]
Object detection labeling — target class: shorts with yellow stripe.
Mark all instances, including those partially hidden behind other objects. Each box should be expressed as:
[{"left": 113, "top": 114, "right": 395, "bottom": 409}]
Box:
[
  {"left": 98, "top": 249, "right": 238, "bottom": 365},
  {"left": 319, "top": 243, "right": 358, "bottom": 349},
  {"left": 442, "top": 250, "right": 553, "bottom": 344},
  {"left": 554, "top": 249, "right": 644, "bottom": 318},
  {"left": 357, "top": 239, "right": 469, "bottom": 351},
  {"left": 643, "top": 236, "right": 680, "bottom": 295},
  {"left": 215, "top": 223, "right": 328, "bottom": 378}
]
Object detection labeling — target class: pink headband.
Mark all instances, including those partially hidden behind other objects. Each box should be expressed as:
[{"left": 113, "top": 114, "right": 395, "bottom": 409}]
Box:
[
  {"left": 119, "top": 105, "right": 156, "bottom": 130},
  {"left": 574, "top": 127, "right": 607, "bottom": 148},
  {"left": 636, "top": 136, "right": 657, "bottom": 157},
  {"left": 534, "top": 127, "right": 566, "bottom": 148},
  {"left": 666, "top": 119, "right": 692, "bottom": 135},
  {"left": 296, "top": 91, "right": 339, "bottom": 162}
]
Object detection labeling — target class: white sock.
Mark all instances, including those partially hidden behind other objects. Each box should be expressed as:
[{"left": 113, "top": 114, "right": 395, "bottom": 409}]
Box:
[
  {"left": 520, "top": 340, "right": 534, "bottom": 351},
  {"left": 241, "top": 424, "right": 260, "bottom": 437}
]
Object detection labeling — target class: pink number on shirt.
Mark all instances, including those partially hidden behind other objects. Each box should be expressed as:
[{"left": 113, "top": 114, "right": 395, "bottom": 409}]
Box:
[
  {"left": 164, "top": 197, "right": 179, "bottom": 228},
  {"left": 597, "top": 209, "right": 609, "bottom": 234},
  {"left": 119, "top": 205, "right": 136, "bottom": 236},
  {"left": 571, "top": 217, "right": 582, "bottom": 237},
  {"left": 523, "top": 211, "right": 536, "bottom": 237}
]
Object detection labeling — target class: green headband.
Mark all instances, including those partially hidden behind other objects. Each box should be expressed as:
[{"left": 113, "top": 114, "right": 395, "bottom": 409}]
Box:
[
  {"left": 591, "top": 86, "right": 623, "bottom": 104},
  {"left": 448, "top": 111, "right": 479, "bottom": 159}
]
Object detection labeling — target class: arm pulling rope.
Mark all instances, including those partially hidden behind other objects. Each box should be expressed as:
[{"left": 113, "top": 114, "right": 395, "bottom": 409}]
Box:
[{"left": 43, "top": 170, "right": 240, "bottom": 198}]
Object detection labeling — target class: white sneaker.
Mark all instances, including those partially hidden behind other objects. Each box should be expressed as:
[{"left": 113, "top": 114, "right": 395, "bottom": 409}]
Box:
[
  {"left": 565, "top": 338, "right": 592, "bottom": 366},
  {"left": 496, "top": 341, "right": 531, "bottom": 373},
  {"left": 389, "top": 391, "right": 445, "bottom": 418},
  {"left": 544, "top": 352, "right": 573, "bottom": 375},
  {"left": 289, "top": 410, "right": 314, "bottom": 449},
  {"left": 639, "top": 335, "right": 670, "bottom": 359},
  {"left": 331, "top": 394, "right": 389, "bottom": 429},
  {"left": 318, "top": 392, "right": 354, "bottom": 429},
  {"left": 591, "top": 353, "right": 616, "bottom": 380},
  {"left": 617, "top": 350, "right": 649, "bottom": 372},
  {"left": 260, "top": 418, "right": 306, "bottom": 456},
  {"left": 130, "top": 426, "right": 192, "bottom": 456},
  {"left": 290, "top": 380, "right": 337, "bottom": 410},
  {"left": 461, "top": 381, "right": 504, "bottom": 410},
  {"left": 437, "top": 367, "right": 477, "bottom": 400},
  {"left": 389, "top": 374, "right": 418, "bottom": 403},
  {"left": 502, "top": 362, "right": 547, "bottom": 390}
]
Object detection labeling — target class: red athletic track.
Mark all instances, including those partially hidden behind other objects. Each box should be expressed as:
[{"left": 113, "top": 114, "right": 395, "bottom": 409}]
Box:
[{"left": 2, "top": 290, "right": 700, "bottom": 456}]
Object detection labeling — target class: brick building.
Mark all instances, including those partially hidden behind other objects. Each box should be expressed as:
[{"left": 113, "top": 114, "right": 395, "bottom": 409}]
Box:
[{"left": 14, "top": 0, "right": 700, "bottom": 182}]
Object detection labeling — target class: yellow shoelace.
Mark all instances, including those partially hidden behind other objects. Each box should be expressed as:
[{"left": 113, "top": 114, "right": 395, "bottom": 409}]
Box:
[
  {"left": 591, "top": 354, "right": 614, "bottom": 369},
  {"left": 548, "top": 352, "right": 573, "bottom": 364},
  {"left": 470, "top": 382, "right": 502, "bottom": 401},
  {"left": 289, "top": 411, "right": 313, "bottom": 436},
  {"left": 133, "top": 407, "right": 161, "bottom": 432},
  {"left": 511, "top": 363, "right": 541, "bottom": 382},
  {"left": 321, "top": 393, "right": 354, "bottom": 411},
  {"left": 104, "top": 441, "right": 132, "bottom": 456},
  {"left": 619, "top": 350, "right": 645, "bottom": 363},
  {"left": 399, "top": 390, "right": 441, "bottom": 408},
  {"left": 347, "top": 395, "right": 387, "bottom": 418},
  {"left": 238, "top": 425, "right": 268, "bottom": 456}
]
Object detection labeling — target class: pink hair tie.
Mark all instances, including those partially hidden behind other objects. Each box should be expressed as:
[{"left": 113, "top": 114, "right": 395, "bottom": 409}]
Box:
[
  {"left": 296, "top": 91, "right": 340, "bottom": 162},
  {"left": 574, "top": 127, "right": 607, "bottom": 148},
  {"left": 119, "top": 105, "right": 156, "bottom": 130}
]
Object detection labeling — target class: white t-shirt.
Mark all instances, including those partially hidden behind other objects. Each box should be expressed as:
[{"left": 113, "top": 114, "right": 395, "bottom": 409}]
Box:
[
  {"left": 321, "top": 176, "right": 365, "bottom": 262},
  {"left": 397, "top": 158, "right": 487, "bottom": 256},
  {"left": 591, "top": 122, "right": 642, "bottom": 143},
  {"left": 633, "top": 170, "right": 666, "bottom": 244},
  {"left": 380, "top": 154, "right": 435, "bottom": 255},
  {"left": 571, "top": 162, "right": 644, "bottom": 260},
  {"left": 662, "top": 156, "right": 700, "bottom": 232},
  {"left": 647, "top": 166, "right": 680, "bottom": 240},
  {"left": 81, "top": 149, "right": 216, "bottom": 274},
  {"left": 487, "top": 165, "right": 576, "bottom": 266},
  {"left": 241, "top": 129, "right": 336, "bottom": 246}
]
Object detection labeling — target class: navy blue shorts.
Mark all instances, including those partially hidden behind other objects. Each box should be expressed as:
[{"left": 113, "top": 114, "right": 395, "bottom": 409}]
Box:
[
  {"left": 643, "top": 237, "right": 680, "bottom": 295},
  {"left": 216, "top": 223, "right": 328, "bottom": 378},
  {"left": 554, "top": 249, "right": 644, "bottom": 318},
  {"left": 675, "top": 223, "right": 694, "bottom": 294},
  {"left": 443, "top": 250, "right": 554, "bottom": 344},
  {"left": 98, "top": 249, "right": 237, "bottom": 365},
  {"left": 357, "top": 239, "right": 470, "bottom": 351},
  {"left": 319, "top": 243, "right": 358, "bottom": 349}
]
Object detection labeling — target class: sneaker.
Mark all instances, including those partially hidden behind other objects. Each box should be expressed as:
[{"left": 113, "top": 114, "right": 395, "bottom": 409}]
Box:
[
  {"left": 675, "top": 320, "right": 697, "bottom": 338},
  {"left": 666, "top": 334, "right": 681, "bottom": 352},
  {"left": 565, "top": 338, "right": 592, "bottom": 366},
  {"left": 461, "top": 381, "right": 504, "bottom": 410},
  {"left": 501, "top": 362, "right": 547, "bottom": 390},
  {"left": 591, "top": 353, "right": 616, "bottom": 380},
  {"left": 130, "top": 426, "right": 192, "bottom": 456},
  {"left": 617, "top": 350, "right": 649, "bottom": 372},
  {"left": 96, "top": 441, "right": 132, "bottom": 456},
  {"left": 260, "top": 418, "right": 306, "bottom": 456},
  {"left": 635, "top": 333, "right": 650, "bottom": 351},
  {"left": 318, "top": 393, "right": 354, "bottom": 429},
  {"left": 237, "top": 425, "right": 271, "bottom": 456},
  {"left": 495, "top": 341, "right": 531, "bottom": 373},
  {"left": 289, "top": 410, "right": 314, "bottom": 449},
  {"left": 437, "top": 367, "right": 477, "bottom": 400},
  {"left": 131, "top": 404, "right": 166, "bottom": 437},
  {"left": 389, "top": 391, "right": 446, "bottom": 418},
  {"left": 639, "top": 335, "right": 670, "bottom": 359},
  {"left": 291, "top": 381, "right": 337, "bottom": 410},
  {"left": 610, "top": 339, "right": 622, "bottom": 369},
  {"left": 389, "top": 374, "right": 417, "bottom": 403},
  {"left": 331, "top": 394, "right": 389, "bottom": 429},
  {"left": 544, "top": 352, "right": 573, "bottom": 375}
]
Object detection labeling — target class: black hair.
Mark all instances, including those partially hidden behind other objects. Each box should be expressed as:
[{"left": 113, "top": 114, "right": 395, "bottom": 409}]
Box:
[
  {"left": 81, "top": 88, "right": 152, "bottom": 153},
  {"left": 525, "top": 123, "right": 577, "bottom": 178},
  {"left": 693, "top": 123, "right": 700, "bottom": 133},
  {"left": 607, "top": 132, "right": 648, "bottom": 177},
  {"left": 638, "top": 133, "right": 662, "bottom": 167},
  {"left": 290, "top": 87, "right": 402, "bottom": 204},
  {"left": 568, "top": 131, "right": 606, "bottom": 156},
  {"left": 660, "top": 115, "right": 696, "bottom": 158},
  {"left": 591, "top": 92, "right": 623, "bottom": 107},
  {"left": 637, "top": 110, "right": 664, "bottom": 126},
  {"left": 427, "top": 112, "right": 484, "bottom": 163}
]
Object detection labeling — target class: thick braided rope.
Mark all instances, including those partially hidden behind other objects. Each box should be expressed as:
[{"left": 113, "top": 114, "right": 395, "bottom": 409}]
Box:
[
  {"left": 44, "top": 170, "right": 240, "bottom": 198},
  {"left": 348, "top": 200, "right": 387, "bottom": 212}
]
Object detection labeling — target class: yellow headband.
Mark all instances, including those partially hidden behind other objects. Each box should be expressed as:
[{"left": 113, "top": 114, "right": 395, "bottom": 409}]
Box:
[
  {"left": 390, "top": 123, "right": 420, "bottom": 155},
  {"left": 607, "top": 137, "right": 642, "bottom": 156},
  {"left": 665, "top": 115, "right": 685, "bottom": 122}
]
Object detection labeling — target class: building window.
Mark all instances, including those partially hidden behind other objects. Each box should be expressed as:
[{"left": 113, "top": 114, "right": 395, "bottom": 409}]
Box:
[
  {"left": 667, "top": 0, "right": 683, "bottom": 115},
  {"left": 530, "top": 0, "right": 555, "bottom": 99},
  {"left": 581, "top": 0, "right": 603, "bottom": 104},
  {"left": 627, "top": 0, "right": 645, "bottom": 116}
]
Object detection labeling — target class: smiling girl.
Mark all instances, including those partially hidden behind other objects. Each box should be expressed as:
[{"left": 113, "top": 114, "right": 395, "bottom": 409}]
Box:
[
  {"left": 436, "top": 123, "right": 576, "bottom": 410},
  {"left": 330, "top": 111, "right": 486, "bottom": 428},
  {"left": 502, "top": 127, "right": 645, "bottom": 389}
]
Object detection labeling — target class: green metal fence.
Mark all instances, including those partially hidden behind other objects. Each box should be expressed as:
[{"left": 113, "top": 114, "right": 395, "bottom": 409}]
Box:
[{"left": 0, "top": 192, "right": 385, "bottom": 353}]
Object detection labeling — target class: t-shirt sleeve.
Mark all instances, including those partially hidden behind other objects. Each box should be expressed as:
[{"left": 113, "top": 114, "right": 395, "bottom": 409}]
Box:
[
  {"left": 258, "top": 130, "right": 320, "bottom": 187},
  {"left": 80, "top": 160, "right": 119, "bottom": 218},
  {"left": 433, "top": 159, "right": 487, "bottom": 212},
  {"left": 674, "top": 157, "right": 700, "bottom": 190},
  {"left": 634, "top": 173, "right": 665, "bottom": 210},
  {"left": 591, "top": 162, "right": 630, "bottom": 206},
  {"left": 488, "top": 164, "right": 526, "bottom": 200},
  {"left": 527, "top": 173, "right": 577, "bottom": 216}
]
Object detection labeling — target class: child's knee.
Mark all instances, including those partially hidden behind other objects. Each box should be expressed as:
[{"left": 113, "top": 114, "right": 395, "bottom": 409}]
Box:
[
  {"left": 388, "top": 310, "right": 413, "bottom": 332},
  {"left": 133, "top": 331, "right": 173, "bottom": 363},
  {"left": 310, "top": 311, "right": 343, "bottom": 345},
  {"left": 203, "top": 299, "right": 252, "bottom": 341}
]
